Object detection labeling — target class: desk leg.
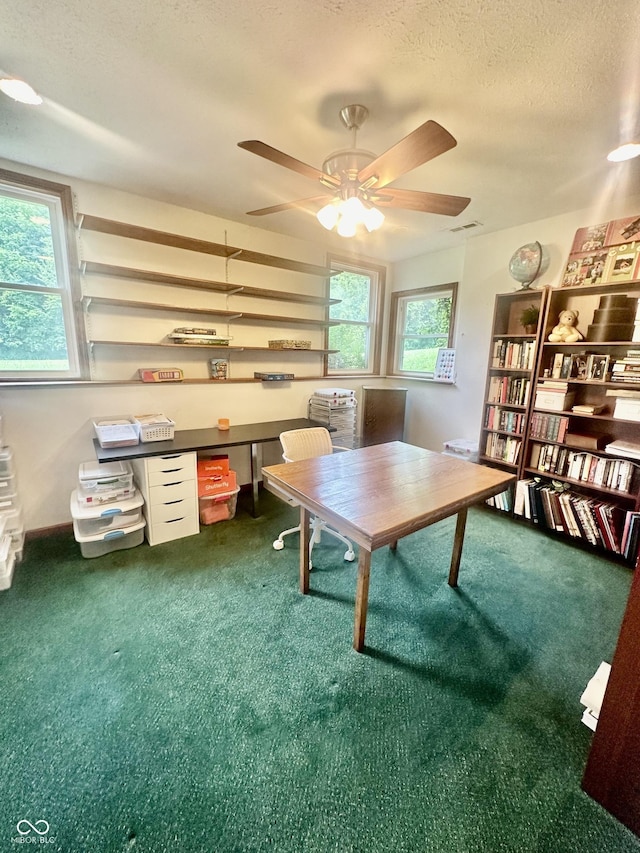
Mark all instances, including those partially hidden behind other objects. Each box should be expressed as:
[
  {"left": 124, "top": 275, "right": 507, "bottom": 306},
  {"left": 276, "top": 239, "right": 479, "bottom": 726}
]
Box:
[
  {"left": 250, "top": 442, "right": 260, "bottom": 517},
  {"left": 299, "top": 506, "right": 311, "bottom": 594},
  {"left": 353, "top": 548, "right": 372, "bottom": 652},
  {"left": 448, "top": 506, "right": 468, "bottom": 587}
]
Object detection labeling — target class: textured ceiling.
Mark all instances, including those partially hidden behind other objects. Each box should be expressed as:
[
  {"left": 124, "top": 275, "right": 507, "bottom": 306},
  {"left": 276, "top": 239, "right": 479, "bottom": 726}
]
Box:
[{"left": 1, "top": 0, "right": 640, "bottom": 261}]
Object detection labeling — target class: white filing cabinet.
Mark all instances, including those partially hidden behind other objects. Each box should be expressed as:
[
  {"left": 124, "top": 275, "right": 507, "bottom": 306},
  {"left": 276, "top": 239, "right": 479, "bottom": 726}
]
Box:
[{"left": 131, "top": 452, "right": 199, "bottom": 546}]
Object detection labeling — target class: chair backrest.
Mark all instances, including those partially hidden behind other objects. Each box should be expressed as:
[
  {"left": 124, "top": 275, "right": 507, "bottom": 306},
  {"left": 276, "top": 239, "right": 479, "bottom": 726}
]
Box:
[{"left": 279, "top": 427, "right": 334, "bottom": 463}]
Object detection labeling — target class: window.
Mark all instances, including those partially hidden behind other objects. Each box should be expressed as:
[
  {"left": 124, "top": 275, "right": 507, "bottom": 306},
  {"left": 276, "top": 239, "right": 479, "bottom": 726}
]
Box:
[
  {"left": 0, "top": 170, "right": 84, "bottom": 379},
  {"left": 388, "top": 283, "right": 458, "bottom": 378},
  {"left": 326, "top": 257, "right": 384, "bottom": 375}
]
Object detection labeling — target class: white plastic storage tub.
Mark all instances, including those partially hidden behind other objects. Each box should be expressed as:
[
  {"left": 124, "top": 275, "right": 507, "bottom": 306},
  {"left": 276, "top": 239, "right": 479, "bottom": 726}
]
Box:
[
  {"left": 0, "top": 473, "right": 17, "bottom": 500},
  {"left": 78, "top": 460, "right": 134, "bottom": 492},
  {"left": 70, "top": 489, "right": 144, "bottom": 537},
  {"left": 198, "top": 487, "right": 239, "bottom": 525},
  {"left": 442, "top": 439, "right": 479, "bottom": 463},
  {"left": 0, "top": 534, "right": 16, "bottom": 590},
  {"left": 0, "top": 447, "right": 14, "bottom": 477},
  {"left": 72, "top": 518, "right": 146, "bottom": 558}
]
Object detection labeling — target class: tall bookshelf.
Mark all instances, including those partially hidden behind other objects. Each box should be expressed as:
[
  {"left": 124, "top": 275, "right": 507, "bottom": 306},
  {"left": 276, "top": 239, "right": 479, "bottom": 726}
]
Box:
[
  {"left": 480, "top": 214, "right": 640, "bottom": 565},
  {"left": 478, "top": 288, "right": 548, "bottom": 510}
]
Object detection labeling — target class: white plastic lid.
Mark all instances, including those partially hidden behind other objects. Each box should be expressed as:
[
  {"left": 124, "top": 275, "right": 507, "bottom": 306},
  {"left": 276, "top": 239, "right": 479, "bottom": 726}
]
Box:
[
  {"left": 78, "top": 460, "right": 132, "bottom": 481},
  {"left": 72, "top": 517, "right": 145, "bottom": 543},
  {"left": 198, "top": 486, "right": 240, "bottom": 502},
  {"left": 70, "top": 488, "right": 143, "bottom": 519}
]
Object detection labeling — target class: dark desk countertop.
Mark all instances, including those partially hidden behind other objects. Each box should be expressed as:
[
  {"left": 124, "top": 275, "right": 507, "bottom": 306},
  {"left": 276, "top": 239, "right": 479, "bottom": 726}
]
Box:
[{"left": 94, "top": 417, "right": 331, "bottom": 462}]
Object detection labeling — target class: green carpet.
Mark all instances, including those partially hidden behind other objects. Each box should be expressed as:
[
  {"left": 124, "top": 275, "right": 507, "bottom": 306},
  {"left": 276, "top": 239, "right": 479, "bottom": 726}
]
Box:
[{"left": 0, "top": 493, "right": 638, "bottom": 853}]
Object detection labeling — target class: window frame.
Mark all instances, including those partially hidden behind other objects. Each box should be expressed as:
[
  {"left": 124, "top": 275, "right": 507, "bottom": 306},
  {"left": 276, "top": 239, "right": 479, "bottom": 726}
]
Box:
[
  {"left": 0, "top": 168, "right": 87, "bottom": 381},
  {"left": 324, "top": 254, "right": 385, "bottom": 376},
  {"left": 386, "top": 282, "right": 458, "bottom": 379}
]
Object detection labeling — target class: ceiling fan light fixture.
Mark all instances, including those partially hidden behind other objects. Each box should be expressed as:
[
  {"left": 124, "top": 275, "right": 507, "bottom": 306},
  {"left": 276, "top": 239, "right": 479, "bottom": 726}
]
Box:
[
  {"left": 363, "top": 205, "right": 385, "bottom": 233},
  {"left": 0, "top": 77, "right": 42, "bottom": 105},
  {"left": 317, "top": 201, "right": 339, "bottom": 230},
  {"left": 317, "top": 196, "right": 384, "bottom": 236},
  {"left": 607, "top": 142, "right": 640, "bottom": 162}
]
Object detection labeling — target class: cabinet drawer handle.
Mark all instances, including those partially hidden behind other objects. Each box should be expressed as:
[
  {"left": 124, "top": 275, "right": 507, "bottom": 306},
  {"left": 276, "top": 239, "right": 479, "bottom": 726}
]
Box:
[
  {"left": 160, "top": 467, "right": 183, "bottom": 473},
  {"left": 159, "top": 455, "right": 182, "bottom": 460},
  {"left": 161, "top": 481, "right": 182, "bottom": 487},
  {"left": 166, "top": 517, "right": 186, "bottom": 524}
]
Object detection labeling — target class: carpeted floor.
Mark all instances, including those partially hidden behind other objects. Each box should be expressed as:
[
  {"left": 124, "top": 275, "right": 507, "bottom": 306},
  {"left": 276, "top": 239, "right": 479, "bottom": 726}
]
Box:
[{"left": 0, "top": 492, "right": 638, "bottom": 853}]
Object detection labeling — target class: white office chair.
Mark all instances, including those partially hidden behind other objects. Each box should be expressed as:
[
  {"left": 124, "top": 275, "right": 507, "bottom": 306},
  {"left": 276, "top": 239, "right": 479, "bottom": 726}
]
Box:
[{"left": 271, "top": 427, "right": 356, "bottom": 568}]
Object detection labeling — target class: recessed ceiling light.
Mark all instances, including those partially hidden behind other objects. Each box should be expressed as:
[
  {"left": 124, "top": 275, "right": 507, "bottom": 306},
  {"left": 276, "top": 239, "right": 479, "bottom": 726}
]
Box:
[
  {"left": 607, "top": 142, "right": 640, "bottom": 163},
  {"left": 0, "top": 77, "right": 42, "bottom": 105}
]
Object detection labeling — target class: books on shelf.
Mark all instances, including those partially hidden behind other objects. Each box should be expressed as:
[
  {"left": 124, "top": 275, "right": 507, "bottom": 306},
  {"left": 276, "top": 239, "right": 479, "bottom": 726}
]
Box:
[
  {"left": 484, "top": 433, "right": 521, "bottom": 464},
  {"left": 529, "top": 412, "right": 569, "bottom": 442},
  {"left": 491, "top": 338, "right": 536, "bottom": 370},
  {"left": 528, "top": 443, "right": 635, "bottom": 492},
  {"left": 484, "top": 406, "right": 525, "bottom": 434},
  {"left": 604, "top": 439, "right": 640, "bottom": 461},
  {"left": 514, "top": 479, "right": 640, "bottom": 560},
  {"left": 485, "top": 488, "right": 513, "bottom": 512},
  {"left": 487, "top": 375, "right": 530, "bottom": 406},
  {"left": 571, "top": 403, "right": 606, "bottom": 415}
]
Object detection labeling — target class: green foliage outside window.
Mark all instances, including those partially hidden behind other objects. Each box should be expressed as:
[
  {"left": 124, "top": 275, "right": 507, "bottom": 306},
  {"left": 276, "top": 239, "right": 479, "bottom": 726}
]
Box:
[
  {"left": 0, "top": 194, "right": 70, "bottom": 368},
  {"left": 398, "top": 293, "right": 453, "bottom": 374},
  {"left": 328, "top": 269, "right": 373, "bottom": 371}
]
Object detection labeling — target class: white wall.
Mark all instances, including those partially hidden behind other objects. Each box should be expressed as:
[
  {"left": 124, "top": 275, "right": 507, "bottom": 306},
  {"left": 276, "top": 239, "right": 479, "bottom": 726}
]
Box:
[{"left": 392, "top": 194, "right": 640, "bottom": 454}]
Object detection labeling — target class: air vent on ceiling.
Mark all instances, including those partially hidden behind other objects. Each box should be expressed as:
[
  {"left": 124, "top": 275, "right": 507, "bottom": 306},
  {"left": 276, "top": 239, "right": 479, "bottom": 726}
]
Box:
[{"left": 449, "top": 220, "right": 483, "bottom": 233}]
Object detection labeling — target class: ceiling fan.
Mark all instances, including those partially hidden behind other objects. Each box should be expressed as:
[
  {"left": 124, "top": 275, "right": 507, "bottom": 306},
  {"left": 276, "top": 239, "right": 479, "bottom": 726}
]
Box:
[{"left": 238, "top": 104, "right": 471, "bottom": 236}]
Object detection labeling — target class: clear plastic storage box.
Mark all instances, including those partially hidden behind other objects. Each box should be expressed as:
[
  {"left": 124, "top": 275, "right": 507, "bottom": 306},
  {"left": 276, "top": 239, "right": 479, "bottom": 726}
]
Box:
[
  {"left": 72, "top": 518, "right": 146, "bottom": 558},
  {"left": 198, "top": 487, "right": 239, "bottom": 525},
  {"left": 0, "top": 447, "right": 14, "bottom": 478},
  {"left": 70, "top": 489, "right": 144, "bottom": 537},
  {"left": 0, "top": 534, "right": 15, "bottom": 591}
]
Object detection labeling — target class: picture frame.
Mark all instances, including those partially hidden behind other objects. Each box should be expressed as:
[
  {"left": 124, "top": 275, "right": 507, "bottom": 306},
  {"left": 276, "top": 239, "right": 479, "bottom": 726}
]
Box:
[
  {"left": 603, "top": 245, "right": 639, "bottom": 283},
  {"left": 587, "top": 354, "right": 610, "bottom": 381},
  {"left": 570, "top": 353, "right": 590, "bottom": 380}
]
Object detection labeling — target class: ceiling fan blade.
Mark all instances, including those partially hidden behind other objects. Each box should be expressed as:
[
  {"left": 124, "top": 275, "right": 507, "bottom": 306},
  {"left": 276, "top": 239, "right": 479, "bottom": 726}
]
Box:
[
  {"left": 357, "top": 120, "right": 457, "bottom": 189},
  {"left": 238, "top": 141, "right": 340, "bottom": 188},
  {"left": 246, "top": 195, "right": 334, "bottom": 216},
  {"left": 370, "top": 187, "right": 471, "bottom": 217}
]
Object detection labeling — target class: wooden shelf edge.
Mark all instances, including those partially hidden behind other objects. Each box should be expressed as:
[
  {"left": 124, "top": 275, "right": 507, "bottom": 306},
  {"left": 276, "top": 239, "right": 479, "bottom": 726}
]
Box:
[
  {"left": 0, "top": 375, "right": 331, "bottom": 388},
  {"left": 78, "top": 217, "right": 336, "bottom": 278},
  {"left": 81, "top": 261, "right": 340, "bottom": 306},
  {"left": 87, "top": 340, "right": 337, "bottom": 354},
  {"left": 81, "top": 295, "right": 339, "bottom": 327},
  {"left": 522, "top": 467, "right": 637, "bottom": 501}
]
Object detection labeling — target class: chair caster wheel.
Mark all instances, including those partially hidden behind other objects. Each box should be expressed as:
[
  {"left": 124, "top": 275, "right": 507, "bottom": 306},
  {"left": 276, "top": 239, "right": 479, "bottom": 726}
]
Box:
[
  {"left": 273, "top": 539, "right": 285, "bottom": 551},
  {"left": 344, "top": 549, "right": 356, "bottom": 562}
]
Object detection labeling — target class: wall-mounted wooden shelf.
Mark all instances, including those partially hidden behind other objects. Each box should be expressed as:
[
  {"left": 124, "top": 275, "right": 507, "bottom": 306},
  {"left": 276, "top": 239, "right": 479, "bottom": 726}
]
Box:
[
  {"left": 78, "top": 216, "right": 336, "bottom": 278},
  {"left": 82, "top": 295, "right": 339, "bottom": 328},
  {"left": 81, "top": 262, "right": 340, "bottom": 306},
  {"left": 87, "top": 340, "right": 338, "bottom": 354}
]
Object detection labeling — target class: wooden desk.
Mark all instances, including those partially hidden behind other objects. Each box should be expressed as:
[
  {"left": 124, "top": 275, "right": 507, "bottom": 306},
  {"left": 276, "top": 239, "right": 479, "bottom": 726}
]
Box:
[
  {"left": 262, "top": 441, "right": 515, "bottom": 651},
  {"left": 95, "top": 417, "right": 329, "bottom": 517}
]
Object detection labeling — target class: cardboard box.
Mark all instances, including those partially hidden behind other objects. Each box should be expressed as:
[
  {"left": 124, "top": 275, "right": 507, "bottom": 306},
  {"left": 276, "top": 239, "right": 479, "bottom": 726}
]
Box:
[
  {"left": 197, "top": 456, "right": 230, "bottom": 477},
  {"left": 197, "top": 469, "right": 237, "bottom": 497},
  {"left": 534, "top": 391, "right": 575, "bottom": 412}
]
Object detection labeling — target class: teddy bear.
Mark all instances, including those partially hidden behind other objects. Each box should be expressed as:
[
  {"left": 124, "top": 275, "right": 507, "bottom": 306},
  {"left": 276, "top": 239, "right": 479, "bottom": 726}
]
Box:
[{"left": 548, "top": 308, "right": 584, "bottom": 343}]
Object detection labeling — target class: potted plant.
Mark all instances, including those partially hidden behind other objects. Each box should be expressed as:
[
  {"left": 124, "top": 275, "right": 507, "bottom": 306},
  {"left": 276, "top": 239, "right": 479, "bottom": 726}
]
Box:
[{"left": 519, "top": 304, "right": 540, "bottom": 333}]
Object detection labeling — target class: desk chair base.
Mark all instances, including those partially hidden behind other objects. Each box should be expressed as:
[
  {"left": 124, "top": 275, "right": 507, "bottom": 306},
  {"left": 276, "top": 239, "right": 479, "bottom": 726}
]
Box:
[{"left": 273, "top": 516, "right": 356, "bottom": 570}]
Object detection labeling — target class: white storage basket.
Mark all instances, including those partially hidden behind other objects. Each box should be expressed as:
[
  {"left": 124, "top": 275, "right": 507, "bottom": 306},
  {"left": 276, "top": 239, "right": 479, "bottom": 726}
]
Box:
[{"left": 133, "top": 414, "right": 176, "bottom": 443}]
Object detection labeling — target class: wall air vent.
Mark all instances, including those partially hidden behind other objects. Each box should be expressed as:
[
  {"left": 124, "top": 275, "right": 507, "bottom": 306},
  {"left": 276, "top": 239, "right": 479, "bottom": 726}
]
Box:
[{"left": 449, "top": 220, "right": 483, "bottom": 233}]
